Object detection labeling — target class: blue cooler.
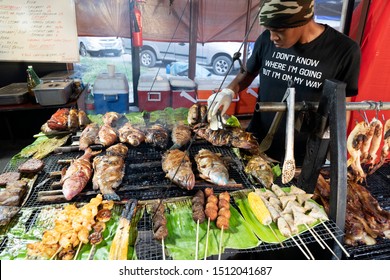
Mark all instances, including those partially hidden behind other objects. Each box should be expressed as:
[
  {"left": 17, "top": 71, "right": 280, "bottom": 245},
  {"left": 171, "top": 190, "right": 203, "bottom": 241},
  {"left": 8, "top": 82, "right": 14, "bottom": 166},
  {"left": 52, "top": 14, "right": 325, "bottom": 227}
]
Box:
[{"left": 93, "top": 72, "right": 129, "bottom": 114}]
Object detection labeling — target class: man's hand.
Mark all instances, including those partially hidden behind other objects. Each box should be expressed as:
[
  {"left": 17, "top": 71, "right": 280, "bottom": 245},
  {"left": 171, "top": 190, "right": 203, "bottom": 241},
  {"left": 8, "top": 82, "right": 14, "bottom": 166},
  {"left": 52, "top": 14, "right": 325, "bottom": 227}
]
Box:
[{"left": 207, "top": 88, "right": 234, "bottom": 123}]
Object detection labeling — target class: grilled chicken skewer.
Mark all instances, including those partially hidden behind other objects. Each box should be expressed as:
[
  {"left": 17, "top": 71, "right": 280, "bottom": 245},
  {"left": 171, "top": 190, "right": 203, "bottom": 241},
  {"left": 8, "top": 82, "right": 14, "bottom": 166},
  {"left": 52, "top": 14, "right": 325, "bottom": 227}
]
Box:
[{"left": 282, "top": 83, "right": 296, "bottom": 184}]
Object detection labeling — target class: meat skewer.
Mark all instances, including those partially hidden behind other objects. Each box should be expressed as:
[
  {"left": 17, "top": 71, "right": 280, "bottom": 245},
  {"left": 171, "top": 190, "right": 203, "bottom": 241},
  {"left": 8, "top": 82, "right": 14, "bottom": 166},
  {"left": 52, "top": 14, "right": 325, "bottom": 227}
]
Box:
[
  {"left": 203, "top": 187, "right": 217, "bottom": 260},
  {"left": 304, "top": 224, "right": 340, "bottom": 260},
  {"left": 191, "top": 190, "right": 205, "bottom": 260},
  {"left": 217, "top": 191, "right": 230, "bottom": 260},
  {"left": 152, "top": 202, "right": 168, "bottom": 260}
]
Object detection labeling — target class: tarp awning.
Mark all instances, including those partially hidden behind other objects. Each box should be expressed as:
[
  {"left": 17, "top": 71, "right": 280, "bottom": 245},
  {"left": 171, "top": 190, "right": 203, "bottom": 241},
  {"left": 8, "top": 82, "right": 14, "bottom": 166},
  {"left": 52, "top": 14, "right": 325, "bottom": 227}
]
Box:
[{"left": 75, "top": 0, "right": 265, "bottom": 43}]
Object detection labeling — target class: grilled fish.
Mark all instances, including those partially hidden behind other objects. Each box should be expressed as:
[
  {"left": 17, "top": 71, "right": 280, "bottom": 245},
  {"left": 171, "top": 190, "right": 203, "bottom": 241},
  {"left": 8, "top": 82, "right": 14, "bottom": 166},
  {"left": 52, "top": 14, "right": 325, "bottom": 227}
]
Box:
[
  {"left": 194, "top": 124, "right": 259, "bottom": 150},
  {"left": 244, "top": 155, "right": 274, "bottom": 188},
  {"left": 79, "top": 123, "right": 100, "bottom": 150},
  {"left": 145, "top": 124, "right": 169, "bottom": 149},
  {"left": 92, "top": 154, "right": 125, "bottom": 201},
  {"left": 171, "top": 122, "right": 192, "bottom": 149},
  {"left": 97, "top": 123, "right": 118, "bottom": 147},
  {"left": 106, "top": 143, "right": 128, "bottom": 158},
  {"left": 118, "top": 122, "right": 146, "bottom": 146},
  {"left": 61, "top": 148, "right": 95, "bottom": 200},
  {"left": 102, "top": 112, "right": 121, "bottom": 126},
  {"left": 78, "top": 110, "right": 91, "bottom": 129},
  {"left": 161, "top": 149, "right": 195, "bottom": 190},
  {"left": 47, "top": 108, "right": 69, "bottom": 131},
  {"left": 0, "top": 205, "right": 20, "bottom": 226},
  {"left": 194, "top": 149, "right": 229, "bottom": 186},
  {"left": 67, "top": 108, "right": 79, "bottom": 132},
  {"left": 187, "top": 104, "right": 207, "bottom": 126}
]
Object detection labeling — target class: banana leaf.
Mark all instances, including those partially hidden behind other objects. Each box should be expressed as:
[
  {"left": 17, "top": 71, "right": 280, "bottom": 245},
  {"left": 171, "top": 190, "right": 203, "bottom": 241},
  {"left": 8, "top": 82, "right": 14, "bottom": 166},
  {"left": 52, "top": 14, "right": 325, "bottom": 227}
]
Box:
[
  {"left": 163, "top": 198, "right": 260, "bottom": 260},
  {"left": 231, "top": 189, "right": 327, "bottom": 243},
  {"left": 88, "top": 112, "right": 145, "bottom": 126},
  {"left": 0, "top": 202, "right": 144, "bottom": 260},
  {"left": 148, "top": 107, "right": 189, "bottom": 126},
  {"left": 10, "top": 134, "right": 70, "bottom": 165}
]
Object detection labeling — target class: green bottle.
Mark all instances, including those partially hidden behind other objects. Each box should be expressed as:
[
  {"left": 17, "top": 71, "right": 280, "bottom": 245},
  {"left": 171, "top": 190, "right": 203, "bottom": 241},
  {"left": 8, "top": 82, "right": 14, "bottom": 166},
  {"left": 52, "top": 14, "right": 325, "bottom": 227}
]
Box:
[{"left": 26, "top": 65, "right": 42, "bottom": 101}]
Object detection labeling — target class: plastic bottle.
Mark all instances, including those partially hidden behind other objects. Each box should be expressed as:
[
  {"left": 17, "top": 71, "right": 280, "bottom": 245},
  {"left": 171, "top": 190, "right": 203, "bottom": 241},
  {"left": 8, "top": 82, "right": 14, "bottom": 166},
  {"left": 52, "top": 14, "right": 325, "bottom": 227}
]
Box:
[
  {"left": 26, "top": 65, "right": 42, "bottom": 101},
  {"left": 85, "top": 84, "right": 95, "bottom": 115}
]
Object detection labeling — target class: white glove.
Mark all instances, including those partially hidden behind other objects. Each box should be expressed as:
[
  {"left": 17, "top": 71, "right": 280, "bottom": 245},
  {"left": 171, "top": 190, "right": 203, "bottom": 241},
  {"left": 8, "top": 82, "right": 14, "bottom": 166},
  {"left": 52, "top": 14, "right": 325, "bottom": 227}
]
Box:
[{"left": 207, "top": 88, "right": 234, "bottom": 123}]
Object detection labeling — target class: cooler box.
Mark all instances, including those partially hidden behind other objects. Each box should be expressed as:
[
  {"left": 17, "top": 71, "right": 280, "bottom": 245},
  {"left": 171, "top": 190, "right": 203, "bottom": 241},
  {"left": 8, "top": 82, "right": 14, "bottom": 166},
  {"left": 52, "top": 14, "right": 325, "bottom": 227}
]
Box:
[
  {"left": 169, "top": 76, "right": 197, "bottom": 108},
  {"left": 137, "top": 74, "right": 171, "bottom": 111},
  {"left": 195, "top": 76, "right": 238, "bottom": 116},
  {"left": 235, "top": 78, "right": 259, "bottom": 115},
  {"left": 93, "top": 73, "right": 129, "bottom": 114}
]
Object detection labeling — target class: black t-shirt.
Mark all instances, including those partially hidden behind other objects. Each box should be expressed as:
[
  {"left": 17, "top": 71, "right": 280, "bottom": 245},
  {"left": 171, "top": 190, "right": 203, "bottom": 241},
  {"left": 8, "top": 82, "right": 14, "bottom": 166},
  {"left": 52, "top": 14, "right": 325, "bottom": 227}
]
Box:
[{"left": 246, "top": 24, "right": 361, "bottom": 165}]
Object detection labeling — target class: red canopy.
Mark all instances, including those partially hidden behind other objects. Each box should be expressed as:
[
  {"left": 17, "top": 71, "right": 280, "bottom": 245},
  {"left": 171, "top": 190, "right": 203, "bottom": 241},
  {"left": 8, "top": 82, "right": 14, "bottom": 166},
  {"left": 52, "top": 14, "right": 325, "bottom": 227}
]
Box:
[{"left": 75, "top": 0, "right": 264, "bottom": 43}]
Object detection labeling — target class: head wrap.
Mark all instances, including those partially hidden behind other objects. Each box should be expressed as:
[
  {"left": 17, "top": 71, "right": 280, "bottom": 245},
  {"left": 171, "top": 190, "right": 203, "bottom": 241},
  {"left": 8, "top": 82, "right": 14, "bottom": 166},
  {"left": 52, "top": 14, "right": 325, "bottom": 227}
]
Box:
[{"left": 259, "top": 0, "right": 314, "bottom": 28}]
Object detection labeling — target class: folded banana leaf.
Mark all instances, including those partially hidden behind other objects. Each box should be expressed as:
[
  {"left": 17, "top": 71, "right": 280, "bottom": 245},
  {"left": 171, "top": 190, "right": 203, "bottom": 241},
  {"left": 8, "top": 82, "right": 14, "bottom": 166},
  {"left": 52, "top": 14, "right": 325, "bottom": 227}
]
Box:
[
  {"left": 231, "top": 189, "right": 327, "bottom": 243},
  {"left": 163, "top": 198, "right": 260, "bottom": 260}
]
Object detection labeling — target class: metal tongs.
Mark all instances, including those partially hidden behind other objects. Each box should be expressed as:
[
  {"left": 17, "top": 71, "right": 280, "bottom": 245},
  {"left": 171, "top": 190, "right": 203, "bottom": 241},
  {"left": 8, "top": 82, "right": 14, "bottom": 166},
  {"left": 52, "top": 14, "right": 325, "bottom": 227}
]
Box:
[{"left": 282, "top": 80, "right": 296, "bottom": 184}]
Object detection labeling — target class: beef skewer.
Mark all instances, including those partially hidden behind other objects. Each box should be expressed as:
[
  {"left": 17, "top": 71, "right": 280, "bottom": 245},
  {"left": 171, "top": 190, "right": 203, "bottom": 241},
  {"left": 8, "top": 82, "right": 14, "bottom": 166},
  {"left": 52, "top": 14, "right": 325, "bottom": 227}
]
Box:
[{"left": 191, "top": 190, "right": 205, "bottom": 260}]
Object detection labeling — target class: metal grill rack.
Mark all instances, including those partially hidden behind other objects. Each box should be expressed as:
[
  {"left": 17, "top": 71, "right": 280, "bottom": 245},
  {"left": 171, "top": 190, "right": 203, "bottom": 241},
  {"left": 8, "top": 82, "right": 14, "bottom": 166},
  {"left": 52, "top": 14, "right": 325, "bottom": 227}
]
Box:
[{"left": 0, "top": 141, "right": 348, "bottom": 260}]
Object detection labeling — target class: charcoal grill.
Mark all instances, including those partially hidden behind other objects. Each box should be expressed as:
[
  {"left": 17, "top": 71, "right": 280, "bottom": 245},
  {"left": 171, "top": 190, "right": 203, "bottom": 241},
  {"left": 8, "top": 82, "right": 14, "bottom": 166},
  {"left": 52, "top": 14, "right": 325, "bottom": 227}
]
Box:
[{"left": 0, "top": 142, "right": 351, "bottom": 260}]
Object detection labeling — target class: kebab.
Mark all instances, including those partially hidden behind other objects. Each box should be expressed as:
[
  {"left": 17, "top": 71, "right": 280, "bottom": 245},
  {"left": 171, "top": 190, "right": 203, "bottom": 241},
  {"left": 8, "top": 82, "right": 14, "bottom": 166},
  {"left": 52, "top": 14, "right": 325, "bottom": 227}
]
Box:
[
  {"left": 191, "top": 190, "right": 206, "bottom": 260},
  {"left": 216, "top": 191, "right": 231, "bottom": 260},
  {"left": 152, "top": 202, "right": 168, "bottom": 260},
  {"left": 203, "top": 187, "right": 217, "bottom": 260}
]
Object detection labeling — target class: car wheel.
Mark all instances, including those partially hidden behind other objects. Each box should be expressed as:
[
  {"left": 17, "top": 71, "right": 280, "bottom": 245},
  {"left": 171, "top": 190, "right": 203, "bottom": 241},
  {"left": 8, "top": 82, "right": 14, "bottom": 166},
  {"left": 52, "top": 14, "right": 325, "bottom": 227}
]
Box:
[
  {"left": 79, "top": 43, "right": 88, "bottom": 57},
  {"left": 212, "top": 55, "right": 232, "bottom": 75},
  {"left": 140, "top": 49, "right": 156, "bottom": 67}
]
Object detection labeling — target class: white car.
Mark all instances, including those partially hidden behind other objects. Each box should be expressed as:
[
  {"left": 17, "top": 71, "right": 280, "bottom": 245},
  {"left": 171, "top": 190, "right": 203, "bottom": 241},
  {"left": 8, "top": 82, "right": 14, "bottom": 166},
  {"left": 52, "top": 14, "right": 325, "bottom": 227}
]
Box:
[
  {"left": 78, "top": 37, "right": 123, "bottom": 57},
  {"left": 126, "top": 40, "right": 250, "bottom": 76}
]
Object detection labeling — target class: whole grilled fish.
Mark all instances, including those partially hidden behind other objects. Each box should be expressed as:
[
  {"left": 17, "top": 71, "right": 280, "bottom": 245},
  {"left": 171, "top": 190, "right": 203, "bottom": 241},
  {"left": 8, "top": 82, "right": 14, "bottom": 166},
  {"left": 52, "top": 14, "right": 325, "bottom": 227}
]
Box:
[
  {"left": 79, "top": 123, "right": 100, "bottom": 150},
  {"left": 61, "top": 148, "right": 94, "bottom": 200},
  {"left": 171, "top": 122, "right": 192, "bottom": 149},
  {"left": 0, "top": 205, "right": 20, "bottom": 226},
  {"left": 194, "top": 149, "right": 229, "bottom": 186},
  {"left": 102, "top": 112, "right": 121, "bottom": 126},
  {"left": 68, "top": 108, "right": 79, "bottom": 132},
  {"left": 78, "top": 110, "right": 91, "bottom": 129},
  {"left": 47, "top": 108, "right": 69, "bottom": 131},
  {"left": 244, "top": 155, "right": 274, "bottom": 188},
  {"left": 97, "top": 123, "right": 118, "bottom": 147},
  {"left": 118, "top": 122, "right": 146, "bottom": 146},
  {"left": 194, "top": 124, "right": 259, "bottom": 150},
  {"left": 145, "top": 124, "right": 169, "bottom": 149},
  {"left": 92, "top": 155, "right": 125, "bottom": 201},
  {"left": 161, "top": 149, "right": 195, "bottom": 190},
  {"left": 187, "top": 104, "right": 207, "bottom": 126},
  {"left": 106, "top": 143, "right": 129, "bottom": 158}
]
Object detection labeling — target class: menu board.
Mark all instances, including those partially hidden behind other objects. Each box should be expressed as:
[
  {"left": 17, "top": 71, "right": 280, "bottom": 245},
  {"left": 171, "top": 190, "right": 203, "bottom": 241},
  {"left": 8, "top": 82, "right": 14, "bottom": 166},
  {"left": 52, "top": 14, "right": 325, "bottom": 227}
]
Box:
[{"left": 0, "top": 0, "right": 79, "bottom": 62}]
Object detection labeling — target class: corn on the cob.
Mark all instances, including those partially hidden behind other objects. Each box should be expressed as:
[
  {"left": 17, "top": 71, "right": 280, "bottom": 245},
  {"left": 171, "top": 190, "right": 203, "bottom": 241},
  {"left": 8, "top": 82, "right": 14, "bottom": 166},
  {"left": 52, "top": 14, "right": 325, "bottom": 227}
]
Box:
[{"left": 248, "top": 191, "right": 272, "bottom": 225}]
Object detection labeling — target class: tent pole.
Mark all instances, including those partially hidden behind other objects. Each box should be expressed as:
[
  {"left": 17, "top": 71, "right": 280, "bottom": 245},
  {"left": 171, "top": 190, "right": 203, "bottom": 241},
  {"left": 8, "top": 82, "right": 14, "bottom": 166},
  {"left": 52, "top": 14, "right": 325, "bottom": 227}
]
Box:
[
  {"left": 130, "top": 0, "right": 140, "bottom": 108},
  {"left": 188, "top": 0, "right": 199, "bottom": 80}
]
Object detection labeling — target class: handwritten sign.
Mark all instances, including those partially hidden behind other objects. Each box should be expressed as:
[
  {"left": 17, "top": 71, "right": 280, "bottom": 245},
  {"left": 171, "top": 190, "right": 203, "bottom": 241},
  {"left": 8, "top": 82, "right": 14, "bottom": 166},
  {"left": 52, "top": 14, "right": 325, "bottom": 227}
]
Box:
[{"left": 0, "top": 0, "right": 79, "bottom": 62}]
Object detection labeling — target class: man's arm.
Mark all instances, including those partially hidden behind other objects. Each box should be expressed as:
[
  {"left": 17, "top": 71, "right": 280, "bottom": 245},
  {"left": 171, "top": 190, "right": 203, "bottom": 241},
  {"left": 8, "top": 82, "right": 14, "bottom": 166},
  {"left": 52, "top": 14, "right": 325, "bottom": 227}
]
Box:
[{"left": 227, "top": 70, "right": 259, "bottom": 96}]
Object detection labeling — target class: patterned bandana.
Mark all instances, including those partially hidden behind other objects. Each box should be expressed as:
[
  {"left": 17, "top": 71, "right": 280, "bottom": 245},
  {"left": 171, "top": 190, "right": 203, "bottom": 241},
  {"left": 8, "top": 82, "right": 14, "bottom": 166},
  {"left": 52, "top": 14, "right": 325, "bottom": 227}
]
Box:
[{"left": 259, "top": 0, "right": 314, "bottom": 28}]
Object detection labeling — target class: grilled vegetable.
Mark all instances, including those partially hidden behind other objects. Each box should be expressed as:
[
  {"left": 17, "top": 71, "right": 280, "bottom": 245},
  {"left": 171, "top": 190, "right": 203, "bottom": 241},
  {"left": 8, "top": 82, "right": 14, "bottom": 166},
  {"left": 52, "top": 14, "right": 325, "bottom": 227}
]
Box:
[
  {"left": 247, "top": 191, "right": 272, "bottom": 226},
  {"left": 109, "top": 199, "right": 138, "bottom": 260}
]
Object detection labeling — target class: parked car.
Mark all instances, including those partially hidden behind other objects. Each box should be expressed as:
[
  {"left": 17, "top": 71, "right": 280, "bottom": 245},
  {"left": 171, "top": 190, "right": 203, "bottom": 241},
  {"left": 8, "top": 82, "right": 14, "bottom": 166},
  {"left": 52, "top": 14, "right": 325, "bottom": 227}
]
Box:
[
  {"left": 124, "top": 39, "right": 250, "bottom": 76},
  {"left": 78, "top": 37, "right": 123, "bottom": 57}
]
